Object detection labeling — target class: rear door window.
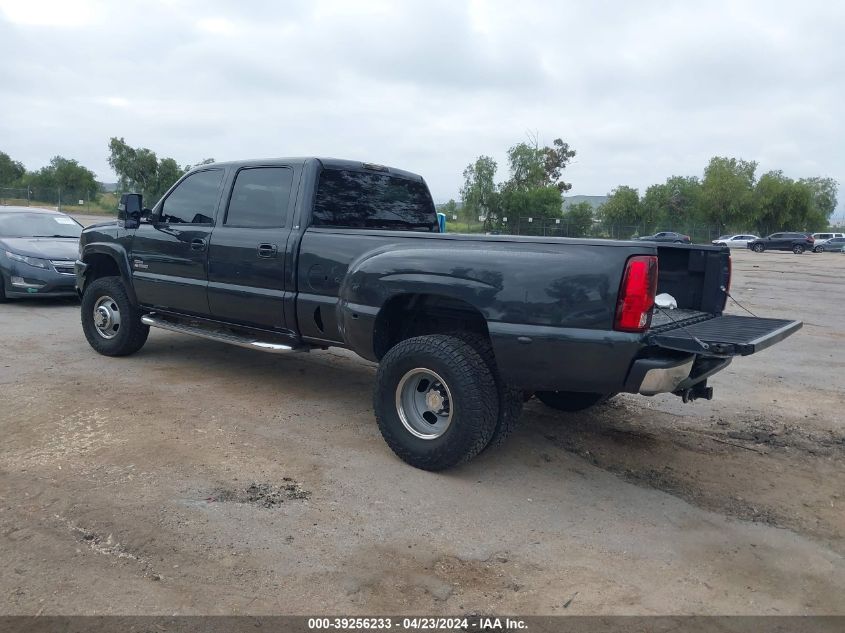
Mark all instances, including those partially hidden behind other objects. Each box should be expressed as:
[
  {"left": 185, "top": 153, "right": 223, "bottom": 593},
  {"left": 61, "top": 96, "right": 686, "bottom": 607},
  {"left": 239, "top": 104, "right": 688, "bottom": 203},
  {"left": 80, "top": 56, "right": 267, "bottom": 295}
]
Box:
[
  {"left": 312, "top": 169, "right": 437, "bottom": 231},
  {"left": 225, "top": 167, "right": 294, "bottom": 228}
]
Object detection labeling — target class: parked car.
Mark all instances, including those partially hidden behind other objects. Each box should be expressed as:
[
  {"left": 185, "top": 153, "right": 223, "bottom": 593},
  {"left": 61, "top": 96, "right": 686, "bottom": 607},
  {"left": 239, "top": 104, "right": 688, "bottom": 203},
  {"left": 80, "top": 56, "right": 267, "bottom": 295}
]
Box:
[
  {"left": 635, "top": 231, "right": 691, "bottom": 243},
  {"left": 75, "top": 158, "right": 801, "bottom": 471},
  {"left": 747, "top": 232, "right": 814, "bottom": 254},
  {"left": 0, "top": 206, "right": 82, "bottom": 301},
  {"left": 812, "top": 236, "right": 845, "bottom": 252},
  {"left": 711, "top": 234, "right": 760, "bottom": 248},
  {"left": 811, "top": 232, "right": 844, "bottom": 243}
]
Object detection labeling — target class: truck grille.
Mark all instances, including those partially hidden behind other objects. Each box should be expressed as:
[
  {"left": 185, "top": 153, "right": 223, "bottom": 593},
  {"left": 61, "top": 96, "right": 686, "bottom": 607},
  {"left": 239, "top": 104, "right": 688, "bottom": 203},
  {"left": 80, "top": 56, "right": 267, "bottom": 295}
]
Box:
[{"left": 51, "top": 260, "right": 76, "bottom": 275}]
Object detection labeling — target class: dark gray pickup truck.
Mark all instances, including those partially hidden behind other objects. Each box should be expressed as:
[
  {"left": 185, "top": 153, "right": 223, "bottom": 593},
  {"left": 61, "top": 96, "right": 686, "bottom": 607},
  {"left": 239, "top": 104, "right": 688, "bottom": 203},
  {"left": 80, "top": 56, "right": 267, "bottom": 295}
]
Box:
[{"left": 75, "top": 158, "right": 802, "bottom": 470}]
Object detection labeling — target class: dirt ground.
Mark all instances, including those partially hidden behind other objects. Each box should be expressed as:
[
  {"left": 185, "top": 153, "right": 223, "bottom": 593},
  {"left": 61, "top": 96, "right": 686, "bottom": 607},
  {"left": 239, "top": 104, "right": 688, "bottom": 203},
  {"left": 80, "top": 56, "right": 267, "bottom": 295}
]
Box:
[{"left": 1, "top": 241, "right": 843, "bottom": 615}]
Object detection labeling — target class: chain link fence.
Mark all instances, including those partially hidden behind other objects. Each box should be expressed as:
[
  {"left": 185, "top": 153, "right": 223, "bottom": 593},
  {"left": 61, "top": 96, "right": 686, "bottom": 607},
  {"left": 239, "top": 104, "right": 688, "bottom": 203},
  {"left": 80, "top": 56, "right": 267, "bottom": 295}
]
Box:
[
  {"left": 443, "top": 215, "right": 767, "bottom": 244},
  {"left": 0, "top": 187, "right": 117, "bottom": 214}
]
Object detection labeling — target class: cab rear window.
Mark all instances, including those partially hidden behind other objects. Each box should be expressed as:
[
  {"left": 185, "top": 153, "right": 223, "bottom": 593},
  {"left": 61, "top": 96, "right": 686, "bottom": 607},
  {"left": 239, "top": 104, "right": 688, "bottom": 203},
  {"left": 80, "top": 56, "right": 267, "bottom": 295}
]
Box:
[{"left": 312, "top": 169, "right": 437, "bottom": 231}]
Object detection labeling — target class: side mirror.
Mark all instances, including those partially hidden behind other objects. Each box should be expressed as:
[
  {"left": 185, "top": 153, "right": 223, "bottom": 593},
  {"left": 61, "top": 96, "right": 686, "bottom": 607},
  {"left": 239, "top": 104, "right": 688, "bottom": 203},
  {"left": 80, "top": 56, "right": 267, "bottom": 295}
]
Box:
[{"left": 118, "top": 193, "right": 143, "bottom": 229}]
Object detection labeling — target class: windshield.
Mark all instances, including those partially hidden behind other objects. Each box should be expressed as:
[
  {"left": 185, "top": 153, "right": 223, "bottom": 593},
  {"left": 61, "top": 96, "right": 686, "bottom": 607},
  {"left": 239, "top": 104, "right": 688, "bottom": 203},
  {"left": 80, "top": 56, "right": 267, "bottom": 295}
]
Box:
[{"left": 0, "top": 212, "right": 83, "bottom": 238}]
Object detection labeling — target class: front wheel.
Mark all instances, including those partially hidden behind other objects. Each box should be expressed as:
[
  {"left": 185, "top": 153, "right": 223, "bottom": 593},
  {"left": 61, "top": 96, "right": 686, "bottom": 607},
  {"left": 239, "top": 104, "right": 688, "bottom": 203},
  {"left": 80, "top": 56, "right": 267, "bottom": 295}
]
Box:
[
  {"left": 81, "top": 276, "right": 149, "bottom": 356},
  {"left": 0, "top": 274, "right": 8, "bottom": 303},
  {"left": 752, "top": 244, "right": 765, "bottom": 253},
  {"left": 373, "top": 334, "right": 498, "bottom": 471},
  {"left": 793, "top": 244, "right": 805, "bottom": 254},
  {"left": 813, "top": 246, "right": 824, "bottom": 253},
  {"left": 535, "top": 390, "right": 614, "bottom": 412}
]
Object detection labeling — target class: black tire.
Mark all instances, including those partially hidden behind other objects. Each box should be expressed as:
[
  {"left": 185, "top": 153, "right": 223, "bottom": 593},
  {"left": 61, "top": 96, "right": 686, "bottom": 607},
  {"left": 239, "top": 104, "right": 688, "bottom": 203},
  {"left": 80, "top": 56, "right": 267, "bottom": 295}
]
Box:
[
  {"left": 0, "top": 274, "right": 8, "bottom": 303},
  {"left": 535, "top": 390, "right": 614, "bottom": 412},
  {"left": 813, "top": 246, "right": 824, "bottom": 253},
  {"left": 752, "top": 244, "right": 765, "bottom": 253},
  {"left": 449, "top": 331, "right": 523, "bottom": 450},
  {"left": 793, "top": 244, "right": 805, "bottom": 254},
  {"left": 81, "top": 276, "right": 149, "bottom": 356},
  {"left": 373, "top": 334, "right": 498, "bottom": 471}
]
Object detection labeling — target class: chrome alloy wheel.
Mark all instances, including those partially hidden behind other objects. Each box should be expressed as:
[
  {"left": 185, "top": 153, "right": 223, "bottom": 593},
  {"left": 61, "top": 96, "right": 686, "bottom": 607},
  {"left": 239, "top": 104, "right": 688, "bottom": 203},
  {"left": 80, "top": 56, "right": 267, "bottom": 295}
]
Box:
[
  {"left": 92, "top": 295, "right": 121, "bottom": 339},
  {"left": 395, "top": 368, "right": 454, "bottom": 439}
]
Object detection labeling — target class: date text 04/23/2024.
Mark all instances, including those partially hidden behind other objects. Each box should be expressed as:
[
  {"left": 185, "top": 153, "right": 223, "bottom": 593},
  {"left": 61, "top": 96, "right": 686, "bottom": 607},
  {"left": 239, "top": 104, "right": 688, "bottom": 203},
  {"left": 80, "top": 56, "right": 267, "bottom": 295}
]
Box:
[{"left": 307, "top": 617, "right": 528, "bottom": 630}]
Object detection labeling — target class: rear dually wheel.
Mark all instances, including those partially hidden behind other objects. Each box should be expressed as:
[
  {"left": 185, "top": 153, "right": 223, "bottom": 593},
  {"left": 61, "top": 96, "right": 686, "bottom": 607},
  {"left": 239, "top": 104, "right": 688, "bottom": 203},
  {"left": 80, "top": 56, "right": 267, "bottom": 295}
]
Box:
[{"left": 373, "top": 334, "right": 498, "bottom": 471}]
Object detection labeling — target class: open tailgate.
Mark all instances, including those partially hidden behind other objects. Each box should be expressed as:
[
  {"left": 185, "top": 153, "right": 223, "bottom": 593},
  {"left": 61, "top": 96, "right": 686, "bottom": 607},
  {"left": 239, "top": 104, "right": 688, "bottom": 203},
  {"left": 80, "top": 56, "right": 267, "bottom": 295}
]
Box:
[{"left": 648, "top": 314, "right": 802, "bottom": 357}]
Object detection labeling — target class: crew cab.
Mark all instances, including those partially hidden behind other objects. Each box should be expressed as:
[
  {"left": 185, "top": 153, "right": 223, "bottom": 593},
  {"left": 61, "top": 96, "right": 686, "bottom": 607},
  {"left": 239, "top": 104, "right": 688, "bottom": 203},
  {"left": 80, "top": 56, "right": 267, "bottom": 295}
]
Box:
[{"left": 75, "top": 158, "right": 802, "bottom": 470}]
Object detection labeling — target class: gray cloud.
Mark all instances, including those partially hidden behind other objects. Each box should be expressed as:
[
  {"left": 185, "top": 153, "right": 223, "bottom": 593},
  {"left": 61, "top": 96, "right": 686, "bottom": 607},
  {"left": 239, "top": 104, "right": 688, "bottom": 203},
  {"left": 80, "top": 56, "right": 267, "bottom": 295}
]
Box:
[{"left": 0, "top": 0, "right": 842, "bottom": 217}]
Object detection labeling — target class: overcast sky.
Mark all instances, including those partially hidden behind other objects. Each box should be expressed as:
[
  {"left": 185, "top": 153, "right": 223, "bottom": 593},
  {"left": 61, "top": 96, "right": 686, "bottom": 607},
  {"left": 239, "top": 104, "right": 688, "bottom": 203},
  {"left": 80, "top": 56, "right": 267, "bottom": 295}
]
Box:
[{"left": 0, "top": 0, "right": 842, "bottom": 214}]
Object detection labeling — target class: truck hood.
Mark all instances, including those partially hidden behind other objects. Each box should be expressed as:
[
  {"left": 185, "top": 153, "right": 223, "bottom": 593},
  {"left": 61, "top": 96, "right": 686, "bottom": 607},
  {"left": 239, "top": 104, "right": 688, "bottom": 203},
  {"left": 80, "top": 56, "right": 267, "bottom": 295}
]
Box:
[{"left": 1, "top": 237, "right": 79, "bottom": 260}]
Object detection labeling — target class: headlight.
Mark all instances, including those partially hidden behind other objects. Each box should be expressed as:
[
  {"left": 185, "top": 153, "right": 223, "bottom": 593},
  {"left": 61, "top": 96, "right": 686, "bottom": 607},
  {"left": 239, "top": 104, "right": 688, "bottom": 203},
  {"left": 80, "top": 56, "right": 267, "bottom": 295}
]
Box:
[{"left": 5, "top": 251, "right": 50, "bottom": 269}]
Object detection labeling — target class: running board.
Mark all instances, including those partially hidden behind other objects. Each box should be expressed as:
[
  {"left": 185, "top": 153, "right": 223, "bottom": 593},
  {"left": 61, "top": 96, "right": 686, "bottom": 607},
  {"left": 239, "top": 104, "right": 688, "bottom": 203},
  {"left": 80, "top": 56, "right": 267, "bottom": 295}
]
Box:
[{"left": 140, "top": 315, "right": 299, "bottom": 354}]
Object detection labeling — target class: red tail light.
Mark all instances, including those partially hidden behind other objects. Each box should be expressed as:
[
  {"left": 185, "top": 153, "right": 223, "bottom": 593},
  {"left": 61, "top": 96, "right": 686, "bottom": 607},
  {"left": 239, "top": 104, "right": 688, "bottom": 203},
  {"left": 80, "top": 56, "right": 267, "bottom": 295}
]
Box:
[{"left": 615, "top": 255, "right": 658, "bottom": 332}]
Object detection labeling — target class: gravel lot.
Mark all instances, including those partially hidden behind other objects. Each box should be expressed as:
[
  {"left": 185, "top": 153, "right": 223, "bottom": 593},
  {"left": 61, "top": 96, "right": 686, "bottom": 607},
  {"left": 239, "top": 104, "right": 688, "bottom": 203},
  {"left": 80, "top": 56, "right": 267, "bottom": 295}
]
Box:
[{"left": 1, "top": 236, "right": 843, "bottom": 615}]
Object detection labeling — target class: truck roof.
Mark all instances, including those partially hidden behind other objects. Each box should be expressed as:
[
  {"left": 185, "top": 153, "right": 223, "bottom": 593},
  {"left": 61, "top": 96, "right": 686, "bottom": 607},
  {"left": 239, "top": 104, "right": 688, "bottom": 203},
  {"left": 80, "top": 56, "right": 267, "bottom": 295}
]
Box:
[{"left": 192, "top": 157, "right": 425, "bottom": 182}]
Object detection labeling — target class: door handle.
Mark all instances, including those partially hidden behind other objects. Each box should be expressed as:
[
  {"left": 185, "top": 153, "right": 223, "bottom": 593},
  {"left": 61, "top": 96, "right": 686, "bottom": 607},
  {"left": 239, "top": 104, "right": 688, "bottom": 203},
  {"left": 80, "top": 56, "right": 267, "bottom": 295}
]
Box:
[
  {"left": 257, "top": 243, "right": 278, "bottom": 258},
  {"left": 190, "top": 238, "right": 207, "bottom": 251}
]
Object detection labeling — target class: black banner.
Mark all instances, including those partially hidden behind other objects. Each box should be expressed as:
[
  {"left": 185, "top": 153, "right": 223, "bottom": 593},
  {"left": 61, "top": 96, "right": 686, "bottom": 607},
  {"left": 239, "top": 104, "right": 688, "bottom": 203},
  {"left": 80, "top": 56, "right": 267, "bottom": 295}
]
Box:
[{"left": 0, "top": 617, "right": 843, "bottom": 633}]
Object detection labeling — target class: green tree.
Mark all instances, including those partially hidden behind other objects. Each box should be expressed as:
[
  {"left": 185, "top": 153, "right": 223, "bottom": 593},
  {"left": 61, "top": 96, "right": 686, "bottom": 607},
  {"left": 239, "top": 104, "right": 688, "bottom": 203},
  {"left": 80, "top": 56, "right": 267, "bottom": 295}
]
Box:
[
  {"left": 461, "top": 155, "right": 499, "bottom": 228},
  {"left": 700, "top": 157, "right": 757, "bottom": 229},
  {"left": 798, "top": 176, "right": 838, "bottom": 222},
  {"left": 155, "top": 157, "right": 185, "bottom": 202},
  {"left": 25, "top": 156, "right": 100, "bottom": 201},
  {"left": 438, "top": 199, "right": 459, "bottom": 219},
  {"left": 753, "top": 171, "right": 822, "bottom": 233},
  {"left": 107, "top": 137, "right": 210, "bottom": 205},
  {"left": 499, "top": 185, "right": 563, "bottom": 224},
  {"left": 562, "top": 201, "right": 594, "bottom": 237},
  {"left": 504, "top": 137, "right": 575, "bottom": 193},
  {"left": 598, "top": 186, "right": 641, "bottom": 235},
  {"left": 639, "top": 176, "right": 702, "bottom": 232},
  {"left": 0, "top": 151, "right": 26, "bottom": 186},
  {"left": 542, "top": 138, "right": 577, "bottom": 192},
  {"left": 108, "top": 137, "right": 158, "bottom": 197}
]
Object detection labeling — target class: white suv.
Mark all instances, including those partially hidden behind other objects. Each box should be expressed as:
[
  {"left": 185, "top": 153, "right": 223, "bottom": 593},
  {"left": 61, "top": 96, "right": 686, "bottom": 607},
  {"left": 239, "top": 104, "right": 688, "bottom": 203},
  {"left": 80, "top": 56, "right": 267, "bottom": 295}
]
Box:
[
  {"left": 812, "top": 232, "right": 844, "bottom": 241},
  {"left": 812, "top": 232, "right": 845, "bottom": 252}
]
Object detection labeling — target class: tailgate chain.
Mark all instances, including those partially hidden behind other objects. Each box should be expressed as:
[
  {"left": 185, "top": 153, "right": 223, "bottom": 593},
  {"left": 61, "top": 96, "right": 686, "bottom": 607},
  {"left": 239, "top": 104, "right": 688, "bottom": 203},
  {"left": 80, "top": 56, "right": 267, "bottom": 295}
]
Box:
[{"left": 652, "top": 307, "right": 710, "bottom": 351}]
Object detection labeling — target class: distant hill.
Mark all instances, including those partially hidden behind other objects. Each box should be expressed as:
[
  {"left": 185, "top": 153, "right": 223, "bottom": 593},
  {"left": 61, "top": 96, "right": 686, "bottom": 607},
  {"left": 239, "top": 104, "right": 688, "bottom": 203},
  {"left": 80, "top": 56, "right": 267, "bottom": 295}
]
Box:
[
  {"left": 98, "top": 182, "right": 118, "bottom": 193},
  {"left": 563, "top": 195, "right": 607, "bottom": 210}
]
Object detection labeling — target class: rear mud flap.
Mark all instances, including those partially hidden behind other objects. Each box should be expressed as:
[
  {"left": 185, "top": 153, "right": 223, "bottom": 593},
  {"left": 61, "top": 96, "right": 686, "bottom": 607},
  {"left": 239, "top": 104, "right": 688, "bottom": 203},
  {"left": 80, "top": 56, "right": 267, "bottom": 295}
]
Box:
[{"left": 648, "top": 315, "right": 802, "bottom": 357}]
